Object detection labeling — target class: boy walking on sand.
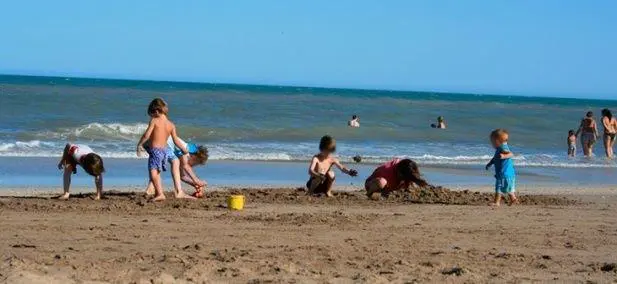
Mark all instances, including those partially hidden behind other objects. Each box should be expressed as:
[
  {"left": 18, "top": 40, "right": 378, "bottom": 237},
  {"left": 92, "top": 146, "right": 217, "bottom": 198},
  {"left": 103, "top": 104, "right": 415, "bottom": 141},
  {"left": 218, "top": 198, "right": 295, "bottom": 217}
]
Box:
[
  {"left": 136, "top": 98, "right": 188, "bottom": 201},
  {"left": 485, "top": 129, "right": 518, "bottom": 206}
]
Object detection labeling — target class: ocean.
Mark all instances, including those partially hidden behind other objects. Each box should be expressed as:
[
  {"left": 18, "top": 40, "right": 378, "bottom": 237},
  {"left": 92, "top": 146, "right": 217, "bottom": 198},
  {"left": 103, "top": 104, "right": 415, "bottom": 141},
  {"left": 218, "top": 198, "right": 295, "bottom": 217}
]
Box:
[{"left": 0, "top": 74, "right": 616, "bottom": 188}]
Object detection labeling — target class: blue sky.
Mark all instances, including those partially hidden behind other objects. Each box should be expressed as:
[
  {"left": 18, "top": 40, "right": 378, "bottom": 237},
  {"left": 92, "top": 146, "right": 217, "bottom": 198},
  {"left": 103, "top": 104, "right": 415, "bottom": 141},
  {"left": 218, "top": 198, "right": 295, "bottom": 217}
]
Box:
[{"left": 0, "top": 1, "right": 615, "bottom": 98}]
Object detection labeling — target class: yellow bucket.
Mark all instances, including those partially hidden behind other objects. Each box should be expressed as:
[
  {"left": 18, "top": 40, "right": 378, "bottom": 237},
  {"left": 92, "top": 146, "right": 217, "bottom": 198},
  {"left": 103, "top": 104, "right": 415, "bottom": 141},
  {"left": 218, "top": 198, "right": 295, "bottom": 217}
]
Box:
[{"left": 227, "top": 195, "right": 245, "bottom": 210}]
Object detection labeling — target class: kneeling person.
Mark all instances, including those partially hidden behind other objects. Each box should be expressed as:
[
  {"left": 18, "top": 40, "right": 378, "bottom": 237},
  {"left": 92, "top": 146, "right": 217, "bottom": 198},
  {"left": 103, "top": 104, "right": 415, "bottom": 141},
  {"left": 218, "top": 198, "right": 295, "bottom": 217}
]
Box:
[{"left": 306, "top": 135, "right": 358, "bottom": 197}]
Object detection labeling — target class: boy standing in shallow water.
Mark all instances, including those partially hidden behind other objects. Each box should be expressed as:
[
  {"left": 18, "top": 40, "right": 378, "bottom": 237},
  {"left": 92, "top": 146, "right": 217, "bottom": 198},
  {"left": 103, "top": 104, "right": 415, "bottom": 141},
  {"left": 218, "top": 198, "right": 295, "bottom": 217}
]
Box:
[
  {"left": 57, "top": 143, "right": 105, "bottom": 200},
  {"left": 307, "top": 135, "right": 358, "bottom": 197},
  {"left": 136, "top": 98, "right": 188, "bottom": 202},
  {"left": 485, "top": 129, "right": 518, "bottom": 206}
]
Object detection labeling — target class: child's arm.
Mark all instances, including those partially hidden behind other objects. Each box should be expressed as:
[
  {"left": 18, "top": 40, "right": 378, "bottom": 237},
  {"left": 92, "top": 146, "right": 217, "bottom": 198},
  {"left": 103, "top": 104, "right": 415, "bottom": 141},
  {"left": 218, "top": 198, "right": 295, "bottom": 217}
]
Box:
[
  {"left": 170, "top": 125, "right": 189, "bottom": 155},
  {"left": 593, "top": 121, "right": 599, "bottom": 138},
  {"left": 332, "top": 158, "right": 358, "bottom": 176},
  {"left": 499, "top": 150, "right": 513, "bottom": 159},
  {"left": 136, "top": 119, "right": 155, "bottom": 155},
  {"left": 485, "top": 158, "right": 495, "bottom": 170},
  {"left": 575, "top": 119, "right": 584, "bottom": 137},
  {"left": 308, "top": 157, "right": 322, "bottom": 177},
  {"left": 179, "top": 155, "right": 205, "bottom": 187},
  {"left": 57, "top": 143, "right": 71, "bottom": 169}
]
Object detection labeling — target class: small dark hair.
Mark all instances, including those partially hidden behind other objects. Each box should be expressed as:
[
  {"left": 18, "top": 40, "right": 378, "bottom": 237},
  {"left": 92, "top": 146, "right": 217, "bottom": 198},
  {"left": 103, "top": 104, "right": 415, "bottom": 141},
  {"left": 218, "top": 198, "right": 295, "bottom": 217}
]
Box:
[
  {"left": 568, "top": 129, "right": 575, "bottom": 136},
  {"left": 319, "top": 135, "right": 336, "bottom": 152},
  {"left": 396, "top": 159, "right": 428, "bottom": 187},
  {"left": 81, "top": 153, "right": 105, "bottom": 176},
  {"left": 602, "top": 108, "right": 612, "bottom": 120},
  {"left": 352, "top": 115, "right": 358, "bottom": 119},
  {"left": 586, "top": 111, "right": 594, "bottom": 118},
  {"left": 148, "top": 98, "right": 168, "bottom": 117},
  {"left": 193, "top": 146, "right": 209, "bottom": 165}
]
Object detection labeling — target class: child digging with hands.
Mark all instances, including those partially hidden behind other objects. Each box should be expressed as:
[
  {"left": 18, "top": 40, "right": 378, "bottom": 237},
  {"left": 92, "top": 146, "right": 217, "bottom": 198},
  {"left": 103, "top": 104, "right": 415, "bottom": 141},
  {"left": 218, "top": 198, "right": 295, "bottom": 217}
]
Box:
[
  {"left": 137, "top": 98, "right": 189, "bottom": 202},
  {"left": 365, "top": 158, "right": 428, "bottom": 199},
  {"left": 485, "top": 129, "right": 518, "bottom": 206},
  {"left": 307, "top": 135, "right": 358, "bottom": 197}
]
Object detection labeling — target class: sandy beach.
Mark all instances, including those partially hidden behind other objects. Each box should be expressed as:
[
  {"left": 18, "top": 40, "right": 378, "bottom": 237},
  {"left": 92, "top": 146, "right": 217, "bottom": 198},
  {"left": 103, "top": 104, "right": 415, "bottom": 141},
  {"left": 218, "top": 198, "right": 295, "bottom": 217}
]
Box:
[{"left": 1, "top": 187, "right": 616, "bottom": 283}]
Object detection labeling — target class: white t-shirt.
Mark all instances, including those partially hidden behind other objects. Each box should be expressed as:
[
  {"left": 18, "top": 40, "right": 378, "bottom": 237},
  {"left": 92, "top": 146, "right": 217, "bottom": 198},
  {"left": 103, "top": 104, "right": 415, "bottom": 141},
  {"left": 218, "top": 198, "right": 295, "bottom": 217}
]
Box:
[{"left": 69, "top": 144, "right": 94, "bottom": 163}]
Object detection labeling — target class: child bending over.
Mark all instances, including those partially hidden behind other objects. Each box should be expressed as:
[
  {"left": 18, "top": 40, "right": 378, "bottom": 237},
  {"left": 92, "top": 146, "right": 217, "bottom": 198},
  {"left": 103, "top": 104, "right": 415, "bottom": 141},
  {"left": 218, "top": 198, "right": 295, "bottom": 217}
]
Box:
[
  {"left": 365, "top": 158, "right": 428, "bottom": 199},
  {"left": 485, "top": 129, "right": 517, "bottom": 206},
  {"left": 307, "top": 135, "right": 358, "bottom": 197},
  {"left": 57, "top": 143, "right": 105, "bottom": 200},
  {"left": 145, "top": 136, "right": 209, "bottom": 199},
  {"left": 136, "top": 98, "right": 188, "bottom": 202}
]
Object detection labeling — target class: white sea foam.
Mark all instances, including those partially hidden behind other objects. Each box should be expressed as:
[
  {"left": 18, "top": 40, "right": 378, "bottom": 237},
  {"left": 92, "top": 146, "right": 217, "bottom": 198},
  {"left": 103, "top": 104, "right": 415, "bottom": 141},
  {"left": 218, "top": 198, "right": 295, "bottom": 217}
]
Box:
[{"left": 0, "top": 138, "right": 615, "bottom": 168}]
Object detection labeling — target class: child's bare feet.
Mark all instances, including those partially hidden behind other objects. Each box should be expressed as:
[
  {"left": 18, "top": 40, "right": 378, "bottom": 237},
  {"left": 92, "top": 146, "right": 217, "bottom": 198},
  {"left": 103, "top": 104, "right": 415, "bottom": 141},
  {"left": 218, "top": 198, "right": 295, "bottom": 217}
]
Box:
[
  {"left": 94, "top": 194, "right": 101, "bottom": 200},
  {"left": 508, "top": 198, "right": 519, "bottom": 206},
  {"left": 152, "top": 194, "right": 166, "bottom": 202},
  {"left": 489, "top": 202, "right": 501, "bottom": 207},
  {"left": 326, "top": 191, "right": 333, "bottom": 197},
  {"left": 175, "top": 191, "right": 196, "bottom": 200},
  {"left": 57, "top": 193, "right": 70, "bottom": 200},
  {"left": 146, "top": 187, "right": 155, "bottom": 196}
]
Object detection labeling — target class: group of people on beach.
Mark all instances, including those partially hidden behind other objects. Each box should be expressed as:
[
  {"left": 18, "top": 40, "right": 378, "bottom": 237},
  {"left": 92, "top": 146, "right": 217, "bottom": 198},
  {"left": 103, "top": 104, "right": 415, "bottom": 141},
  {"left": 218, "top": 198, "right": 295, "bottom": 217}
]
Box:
[
  {"left": 568, "top": 109, "right": 617, "bottom": 159},
  {"left": 57, "top": 98, "right": 518, "bottom": 207}
]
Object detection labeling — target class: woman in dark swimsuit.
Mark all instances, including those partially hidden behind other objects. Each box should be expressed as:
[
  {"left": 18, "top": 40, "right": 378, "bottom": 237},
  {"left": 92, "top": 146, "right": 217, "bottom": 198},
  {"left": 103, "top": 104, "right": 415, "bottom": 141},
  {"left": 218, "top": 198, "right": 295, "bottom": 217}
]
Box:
[
  {"left": 601, "top": 109, "right": 617, "bottom": 159},
  {"left": 575, "top": 111, "right": 599, "bottom": 157}
]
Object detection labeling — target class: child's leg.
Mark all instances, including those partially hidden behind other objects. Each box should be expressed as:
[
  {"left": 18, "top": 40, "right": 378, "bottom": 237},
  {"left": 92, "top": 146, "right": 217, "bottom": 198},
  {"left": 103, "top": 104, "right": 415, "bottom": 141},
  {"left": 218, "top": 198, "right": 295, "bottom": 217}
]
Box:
[
  {"left": 324, "top": 171, "right": 336, "bottom": 197},
  {"left": 94, "top": 175, "right": 103, "bottom": 200},
  {"left": 149, "top": 169, "right": 166, "bottom": 201},
  {"left": 490, "top": 178, "right": 504, "bottom": 206},
  {"left": 145, "top": 181, "right": 155, "bottom": 196},
  {"left": 490, "top": 193, "right": 502, "bottom": 206},
  {"left": 365, "top": 177, "right": 387, "bottom": 199},
  {"left": 59, "top": 165, "right": 73, "bottom": 200},
  {"left": 507, "top": 192, "right": 518, "bottom": 205},
  {"left": 170, "top": 159, "right": 194, "bottom": 199}
]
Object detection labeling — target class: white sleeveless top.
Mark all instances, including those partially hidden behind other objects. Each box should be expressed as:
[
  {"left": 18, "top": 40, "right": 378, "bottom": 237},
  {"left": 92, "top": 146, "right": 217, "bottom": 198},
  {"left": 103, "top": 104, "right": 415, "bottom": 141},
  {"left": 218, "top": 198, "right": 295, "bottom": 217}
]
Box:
[{"left": 69, "top": 144, "right": 94, "bottom": 164}]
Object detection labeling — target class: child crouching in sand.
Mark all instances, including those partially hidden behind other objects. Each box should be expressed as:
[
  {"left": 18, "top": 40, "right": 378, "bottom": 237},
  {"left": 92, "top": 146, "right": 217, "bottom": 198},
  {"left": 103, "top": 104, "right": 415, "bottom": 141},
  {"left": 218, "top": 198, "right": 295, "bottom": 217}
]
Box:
[
  {"left": 137, "top": 98, "right": 188, "bottom": 202},
  {"left": 485, "top": 129, "right": 518, "bottom": 206},
  {"left": 307, "top": 135, "right": 358, "bottom": 197},
  {"left": 364, "top": 158, "right": 428, "bottom": 199},
  {"left": 145, "top": 136, "right": 209, "bottom": 199},
  {"left": 57, "top": 143, "right": 105, "bottom": 200}
]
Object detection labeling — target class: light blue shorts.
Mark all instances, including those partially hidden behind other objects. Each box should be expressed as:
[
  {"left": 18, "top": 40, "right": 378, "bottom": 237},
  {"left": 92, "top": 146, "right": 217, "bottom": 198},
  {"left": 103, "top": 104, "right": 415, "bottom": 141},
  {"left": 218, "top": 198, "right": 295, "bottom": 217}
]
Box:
[{"left": 495, "top": 177, "right": 516, "bottom": 195}]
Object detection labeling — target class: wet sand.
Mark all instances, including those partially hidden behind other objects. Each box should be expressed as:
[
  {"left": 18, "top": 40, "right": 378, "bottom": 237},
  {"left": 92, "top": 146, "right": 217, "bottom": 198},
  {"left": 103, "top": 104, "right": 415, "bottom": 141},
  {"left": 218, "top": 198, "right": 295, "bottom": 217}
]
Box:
[{"left": 1, "top": 187, "right": 617, "bottom": 283}]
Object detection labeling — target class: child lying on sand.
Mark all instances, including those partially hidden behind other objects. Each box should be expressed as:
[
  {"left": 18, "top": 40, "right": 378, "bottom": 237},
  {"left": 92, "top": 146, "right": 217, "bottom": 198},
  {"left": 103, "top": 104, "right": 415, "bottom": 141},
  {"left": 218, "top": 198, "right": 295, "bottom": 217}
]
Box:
[
  {"left": 57, "top": 143, "right": 105, "bottom": 200},
  {"left": 365, "top": 158, "right": 428, "bottom": 199},
  {"left": 136, "top": 98, "right": 188, "bottom": 202},
  {"left": 145, "top": 136, "right": 209, "bottom": 199},
  {"left": 307, "top": 135, "right": 358, "bottom": 197}
]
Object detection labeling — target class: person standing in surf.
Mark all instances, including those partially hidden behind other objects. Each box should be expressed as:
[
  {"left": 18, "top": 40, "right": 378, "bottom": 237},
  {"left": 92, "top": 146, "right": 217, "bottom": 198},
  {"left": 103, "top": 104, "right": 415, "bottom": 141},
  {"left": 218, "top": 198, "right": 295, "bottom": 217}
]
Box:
[
  {"left": 576, "top": 111, "right": 599, "bottom": 157},
  {"left": 348, "top": 115, "right": 360, "bottom": 128},
  {"left": 601, "top": 109, "right": 617, "bottom": 159}
]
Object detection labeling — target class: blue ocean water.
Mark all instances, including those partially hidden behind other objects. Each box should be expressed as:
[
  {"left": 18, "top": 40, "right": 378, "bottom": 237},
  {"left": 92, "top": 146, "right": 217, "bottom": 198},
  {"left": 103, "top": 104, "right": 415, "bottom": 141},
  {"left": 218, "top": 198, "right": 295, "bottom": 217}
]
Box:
[{"left": 0, "top": 74, "right": 616, "bottom": 170}]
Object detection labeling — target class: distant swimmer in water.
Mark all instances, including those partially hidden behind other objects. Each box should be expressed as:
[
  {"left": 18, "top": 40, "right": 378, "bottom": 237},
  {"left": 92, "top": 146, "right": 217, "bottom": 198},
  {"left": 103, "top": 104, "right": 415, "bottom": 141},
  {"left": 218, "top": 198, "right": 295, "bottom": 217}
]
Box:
[
  {"left": 575, "top": 111, "right": 599, "bottom": 157},
  {"left": 348, "top": 115, "right": 360, "bottom": 128},
  {"left": 430, "top": 116, "right": 446, "bottom": 129}
]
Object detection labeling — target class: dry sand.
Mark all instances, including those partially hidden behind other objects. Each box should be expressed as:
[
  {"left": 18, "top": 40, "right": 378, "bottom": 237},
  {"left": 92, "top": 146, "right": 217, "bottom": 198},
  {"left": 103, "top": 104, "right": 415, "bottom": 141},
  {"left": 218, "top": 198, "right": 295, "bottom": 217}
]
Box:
[{"left": 1, "top": 187, "right": 617, "bottom": 283}]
